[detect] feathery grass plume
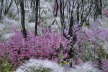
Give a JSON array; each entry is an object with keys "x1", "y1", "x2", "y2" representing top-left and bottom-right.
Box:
[
  {"x1": 16, "y1": 59, "x2": 101, "y2": 72},
  {"x1": 15, "y1": 59, "x2": 63, "y2": 72},
  {"x1": 69, "y1": 62, "x2": 101, "y2": 72}
]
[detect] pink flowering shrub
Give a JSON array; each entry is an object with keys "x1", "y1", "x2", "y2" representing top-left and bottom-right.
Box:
[
  {"x1": 0, "y1": 43, "x2": 6, "y2": 57},
  {"x1": 77, "y1": 28, "x2": 108, "y2": 43},
  {"x1": 101, "y1": 60, "x2": 108, "y2": 72},
  {"x1": 103, "y1": 9, "x2": 108, "y2": 16},
  {"x1": 0, "y1": 26, "x2": 108, "y2": 67},
  {"x1": 3, "y1": 27, "x2": 108, "y2": 65},
  {"x1": 2, "y1": 31, "x2": 68, "y2": 66}
]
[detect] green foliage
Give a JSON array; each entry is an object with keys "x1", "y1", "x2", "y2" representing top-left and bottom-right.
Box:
[
  {"x1": 82, "y1": 39, "x2": 108, "y2": 61},
  {"x1": 81, "y1": 41, "x2": 96, "y2": 61},
  {"x1": 0, "y1": 57, "x2": 13, "y2": 72},
  {"x1": 97, "y1": 46, "x2": 108, "y2": 59}
]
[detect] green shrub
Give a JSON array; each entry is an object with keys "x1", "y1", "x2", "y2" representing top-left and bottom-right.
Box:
[{"x1": 0, "y1": 57, "x2": 13, "y2": 72}]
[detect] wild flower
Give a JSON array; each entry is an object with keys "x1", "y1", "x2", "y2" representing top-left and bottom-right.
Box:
[
  {"x1": 0, "y1": 43, "x2": 5, "y2": 57},
  {"x1": 101, "y1": 60, "x2": 108, "y2": 72},
  {"x1": 3, "y1": 31, "x2": 68, "y2": 65},
  {"x1": 103, "y1": 9, "x2": 108, "y2": 16},
  {"x1": 0, "y1": 26, "x2": 108, "y2": 66}
]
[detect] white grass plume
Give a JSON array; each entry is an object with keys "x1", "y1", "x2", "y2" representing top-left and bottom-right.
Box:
[
  {"x1": 15, "y1": 59, "x2": 63, "y2": 72},
  {"x1": 68, "y1": 62, "x2": 101, "y2": 72},
  {"x1": 16, "y1": 59, "x2": 101, "y2": 72}
]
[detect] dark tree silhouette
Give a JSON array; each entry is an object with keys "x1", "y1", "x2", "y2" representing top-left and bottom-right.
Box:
[
  {"x1": 34, "y1": 0, "x2": 40, "y2": 35},
  {"x1": 31, "y1": 0, "x2": 40, "y2": 35},
  {"x1": 0, "y1": 0, "x2": 4, "y2": 20},
  {"x1": 20, "y1": 0, "x2": 27, "y2": 38}
]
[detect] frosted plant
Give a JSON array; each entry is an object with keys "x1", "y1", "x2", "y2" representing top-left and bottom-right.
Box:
[
  {"x1": 68, "y1": 62, "x2": 101, "y2": 72},
  {"x1": 15, "y1": 59, "x2": 63, "y2": 72},
  {"x1": 16, "y1": 59, "x2": 101, "y2": 72}
]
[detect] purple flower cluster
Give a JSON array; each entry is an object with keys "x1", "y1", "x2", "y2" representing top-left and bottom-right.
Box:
[
  {"x1": 0, "y1": 27, "x2": 108, "y2": 66},
  {"x1": 103, "y1": 9, "x2": 108, "y2": 16},
  {"x1": 2, "y1": 31, "x2": 68, "y2": 65},
  {"x1": 0, "y1": 43, "x2": 6, "y2": 57},
  {"x1": 76, "y1": 28, "x2": 108, "y2": 43}
]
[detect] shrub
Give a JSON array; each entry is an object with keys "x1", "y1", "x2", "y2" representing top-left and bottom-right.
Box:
[
  {"x1": 0, "y1": 57, "x2": 13, "y2": 72},
  {"x1": 3, "y1": 31, "x2": 68, "y2": 66},
  {"x1": 0, "y1": 43, "x2": 6, "y2": 57},
  {"x1": 1, "y1": 27, "x2": 108, "y2": 67}
]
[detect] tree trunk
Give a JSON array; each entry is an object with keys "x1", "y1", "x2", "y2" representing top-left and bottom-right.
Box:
[
  {"x1": 4, "y1": 0, "x2": 13, "y2": 15},
  {"x1": 35, "y1": 0, "x2": 40, "y2": 35},
  {"x1": 20, "y1": 0, "x2": 27, "y2": 38},
  {"x1": 60, "y1": 0, "x2": 65, "y2": 35},
  {"x1": 0, "y1": 0, "x2": 4, "y2": 20}
]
